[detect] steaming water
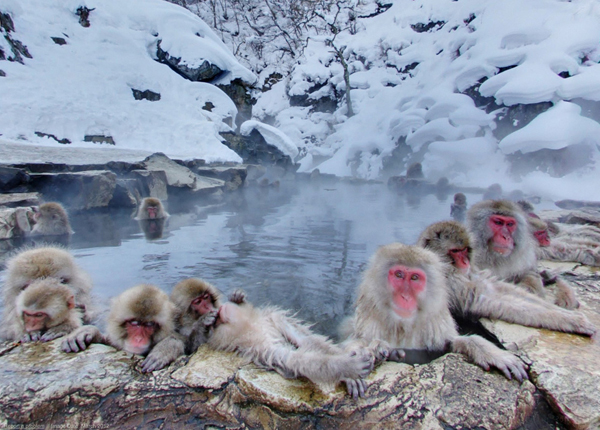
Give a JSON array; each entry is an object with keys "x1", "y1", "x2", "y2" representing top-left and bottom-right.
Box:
[{"x1": 1, "y1": 180, "x2": 476, "y2": 337}]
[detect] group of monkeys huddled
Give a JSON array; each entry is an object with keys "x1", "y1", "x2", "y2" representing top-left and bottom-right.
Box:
[{"x1": 0, "y1": 196, "x2": 598, "y2": 399}]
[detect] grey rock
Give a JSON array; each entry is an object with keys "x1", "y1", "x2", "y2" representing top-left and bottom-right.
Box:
[
  {"x1": 0, "y1": 192, "x2": 40, "y2": 208},
  {"x1": 29, "y1": 170, "x2": 117, "y2": 210}
]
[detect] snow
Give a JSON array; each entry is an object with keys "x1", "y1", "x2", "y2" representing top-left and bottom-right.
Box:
[
  {"x1": 0, "y1": 0, "x2": 256, "y2": 162},
  {"x1": 2, "y1": 0, "x2": 600, "y2": 200}
]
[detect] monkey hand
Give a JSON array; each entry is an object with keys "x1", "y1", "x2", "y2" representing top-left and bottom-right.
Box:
[
  {"x1": 39, "y1": 326, "x2": 71, "y2": 342},
  {"x1": 388, "y1": 348, "x2": 406, "y2": 363},
  {"x1": 345, "y1": 349, "x2": 375, "y2": 380},
  {"x1": 141, "y1": 352, "x2": 171, "y2": 373},
  {"x1": 61, "y1": 325, "x2": 101, "y2": 353},
  {"x1": 554, "y1": 279, "x2": 579, "y2": 310},
  {"x1": 570, "y1": 313, "x2": 597, "y2": 337},
  {"x1": 343, "y1": 378, "x2": 367, "y2": 399},
  {"x1": 228, "y1": 289, "x2": 246, "y2": 304},
  {"x1": 486, "y1": 349, "x2": 529, "y2": 382},
  {"x1": 367, "y1": 339, "x2": 391, "y2": 364},
  {"x1": 21, "y1": 331, "x2": 43, "y2": 343},
  {"x1": 200, "y1": 309, "x2": 218, "y2": 327}
]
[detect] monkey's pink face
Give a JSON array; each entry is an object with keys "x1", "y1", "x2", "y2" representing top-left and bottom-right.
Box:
[
  {"x1": 534, "y1": 229, "x2": 550, "y2": 247},
  {"x1": 124, "y1": 320, "x2": 158, "y2": 355},
  {"x1": 488, "y1": 215, "x2": 516, "y2": 255},
  {"x1": 387, "y1": 265, "x2": 427, "y2": 318},
  {"x1": 147, "y1": 206, "x2": 158, "y2": 219},
  {"x1": 448, "y1": 247, "x2": 470, "y2": 274},
  {"x1": 23, "y1": 311, "x2": 48, "y2": 332},
  {"x1": 191, "y1": 293, "x2": 215, "y2": 316}
]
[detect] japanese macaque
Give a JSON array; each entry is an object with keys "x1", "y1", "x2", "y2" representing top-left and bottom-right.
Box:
[
  {"x1": 482, "y1": 183, "x2": 503, "y2": 200},
  {"x1": 62, "y1": 284, "x2": 184, "y2": 373},
  {"x1": 417, "y1": 221, "x2": 595, "y2": 336},
  {"x1": 139, "y1": 218, "x2": 167, "y2": 240},
  {"x1": 136, "y1": 197, "x2": 169, "y2": 220},
  {"x1": 527, "y1": 216, "x2": 600, "y2": 266},
  {"x1": 170, "y1": 278, "x2": 223, "y2": 354},
  {"x1": 208, "y1": 294, "x2": 373, "y2": 398},
  {"x1": 13, "y1": 278, "x2": 83, "y2": 342},
  {"x1": 30, "y1": 202, "x2": 74, "y2": 236},
  {"x1": 340, "y1": 243, "x2": 528, "y2": 381},
  {"x1": 450, "y1": 193, "x2": 467, "y2": 222},
  {"x1": 406, "y1": 162, "x2": 425, "y2": 179},
  {"x1": 467, "y1": 200, "x2": 579, "y2": 309},
  {"x1": 1, "y1": 246, "x2": 94, "y2": 341}
]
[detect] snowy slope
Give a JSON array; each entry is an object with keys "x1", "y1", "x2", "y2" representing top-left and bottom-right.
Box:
[{"x1": 0, "y1": 0, "x2": 256, "y2": 162}]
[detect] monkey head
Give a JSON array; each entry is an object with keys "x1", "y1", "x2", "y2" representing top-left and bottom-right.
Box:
[
  {"x1": 467, "y1": 200, "x2": 528, "y2": 258},
  {"x1": 417, "y1": 221, "x2": 472, "y2": 275},
  {"x1": 144, "y1": 198, "x2": 162, "y2": 219},
  {"x1": 361, "y1": 243, "x2": 447, "y2": 321},
  {"x1": 527, "y1": 216, "x2": 551, "y2": 247},
  {"x1": 170, "y1": 278, "x2": 221, "y2": 320},
  {"x1": 16, "y1": 278, "x2": 75, "y2": 333},
  {"x1": 5, "y1": 247, "x2": 79, "y2": 291},
  {"x1": 107, "y1": 284, "x2": 174, "y2": 355}
]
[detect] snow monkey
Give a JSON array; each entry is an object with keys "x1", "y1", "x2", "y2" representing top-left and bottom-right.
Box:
[
  {"x1": 1, "y1": 246, "x2": 94, "y2": 341},
  {"x1": 516, "y1": 201, "x2": 600, "y2": 267},
  {"x1": 170, "y1": 278, "x2": 245, "y2": 354},
  {"x1": 208, "y1": 293, "x2": 374, "y2": 399},
  {"x1": 62, "y1": 284, "x2": 184, "y2": 373},
  {"x1": 417, "y1": 221, "x2": 595, "y2": 336},
  {"x1": 13, "y1": 278, "x2": 84, "y2": 342},
  {"x1": 30, "y1": 202, "x2": 74, "y2": 236},
  {"x1": 450, "y1": 192, "x2": 467, "y2": 222},
  {"x1": 136, "y1": 197, "x2": 169, "y2": 220},
  {"x1": 467, "y1": 200, "x2": 578, "y2": 309},
  {"x1": 340, "y1": 243, "x2": 528, "y2": 381}
]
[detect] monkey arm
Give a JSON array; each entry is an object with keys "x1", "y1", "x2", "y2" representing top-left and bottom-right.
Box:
[
  {"x1": 461, "y1": 275, "x2": 593, "y2": 335},
  {"x1": 185, "y1": 310, "x2": 217, "y2": 354},
  {"x1": 141, "y1": 333, "x2": 186, "y2": 373},
  {"x1": 451, "y1": 335, "x2": 528, "y2": 381},
  {"x1": 61, "y1": 325, "x2": 106, "y2": 353},
  {"x1": 539, "y1": 242, "x2": 600, "y2": 267}
]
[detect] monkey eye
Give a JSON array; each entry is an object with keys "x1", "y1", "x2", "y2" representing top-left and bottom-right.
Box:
[
  {"x1": 128, "y1": 320, "x2": 141, "y2": 326},
  {"x1": 494, "y1": 219, "x2": 503, "y2": 226},
  {"x1": 507, "y1": 222, "x2": 515, "y2": 227},
  {"x1": 394, "y1": 270, "x2": 404, "y2": 278},
  {"x1": 142, "y1": 321, "x2": 158, "y2": 329},
  {"x1": 60, "y1": 277, "x2": 70, "y2": 284},
  {"x1": 410, "y1": 274, "x2": 419, "y2": 281}
]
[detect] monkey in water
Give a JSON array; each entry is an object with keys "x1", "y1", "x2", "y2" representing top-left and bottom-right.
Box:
[
  {"x1": 208, "y1": 294, "x2": 373, "y2": 399},
  {"x1": 1, "y1": 246, "x2": 94, "y2": 341},
  {"x1": 340, "y1": 243, "x2": 528, "y2": 381},
  {"x1": 12, "y1": 278, "x2": 84, "y2": 343},
  {"x1": 62, "y1": 284, "x2": 184, "y2": 373},
  {"x1": 30, "y1": 202, "x2": 74, "y2": 236},
  {"x1": 450, "y1": 193, "x2": 467, "y2": 222},
  {"x1": 170, "y1": 278, "x2": 246, "y2": 354},
  {"x1": 136, "y1": 197, "x2": 169, "y2": 220},
  {"x1": 467, "y1": 200, "x2": 578, "y2": 309},
  {"x1": 417, "y1": 221, "x2": 595, "y2": 336}
]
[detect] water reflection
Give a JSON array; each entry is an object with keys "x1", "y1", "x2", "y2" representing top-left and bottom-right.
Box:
[{"x1": 0, "y1": 181, "x2": 479, "y2": 338}]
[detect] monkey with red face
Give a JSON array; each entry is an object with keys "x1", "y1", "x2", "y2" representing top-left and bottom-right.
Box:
[
  {"x1": 136, "y1": 197, "x2": 169, "y2": 220},
  {"x1": 417, "y1": 221, "x2": 595, "y2": 336},
  {"x1": 468, "y1": 200, "x2": 580, "y2": 309},
  {"x1": 341, "y1": 243, "x2": 528, "y2": 381},
  {"x1": 62, "y1": 284, "x2": 184, "y2": 373}
]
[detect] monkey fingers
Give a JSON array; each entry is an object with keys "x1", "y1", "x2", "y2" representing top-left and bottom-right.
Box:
[
  {"x1": 61, "y1": 325, "x2": 101, "y2": 353},
  {"x1": 367, "y1": 339, "x2": 390, "y2": 365},
  {"x1": 201, "y1": 309, "x2": 218, "y2": 327},
  {"x1": 553, "y1": 279, "x2": 579, "y2": 310},
  {"x1": 21, "y1": 331, "x2": 42, "y2": 343},
  {"x1": 40, "y1": 328, "x2": 68, "y2": 342},
  {"x1": 492, "y1": 352, "x2": 529, "y2": 382},
  {"x1": 228, "y1": 289, "x2": 246, "y2": 304},
  {"x1": 344, "y1": 378, "x2": 367, "y2": 399},
  {"x1": 348, "y1": 349, "x2": 375, "y2": 378},
  {"x1": 388, "y1": 348, "x2": 406, "y2": 363},
  {"x1": 140, "y1": 354, "x2": 170, "y2": 373}
]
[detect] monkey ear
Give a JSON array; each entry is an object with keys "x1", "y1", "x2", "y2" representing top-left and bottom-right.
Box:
[{"x1": 67, "y1": 296, "x2": 75, "y2": 309}]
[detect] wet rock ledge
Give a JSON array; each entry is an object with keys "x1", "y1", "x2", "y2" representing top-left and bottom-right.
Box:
[{"x1": 1, "y1": 267, "x2": 599, "y2": 429}]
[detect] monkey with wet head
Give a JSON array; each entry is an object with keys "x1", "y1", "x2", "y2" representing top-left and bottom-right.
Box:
[
  {"x1": 1, "y1": 246, "x2": 94, "y2": 341},
  {"x1": 450, "y1": 193, "x2": 467, "y2": 222},
  {"x1": 340, "y1": 243, "x2": 528, "y2": 381},
  {"x1": 208, "y1": 293, "x2": 373, "y2": 399},
  {"x1": 467, "y1": 200, "x2": 579, "y2": 309},
  {"x1": 62, "y1": 284, "x2": 184, "y2": 373},
  {"x1": 417, "y1": 221, "x2": 595, "y2": 336},
  {"x1": 12, "y1": 278, "x2": 84, "y2": 343},
  {"x1": 30, "y1": 202, "x2": 74, "y2": 236},
  {"x1": 136, "y1": 197, "x2": 169, "y2": 220},
  {"x1": 170, "y1": 278, "x2": 247, "y2": 354}
]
